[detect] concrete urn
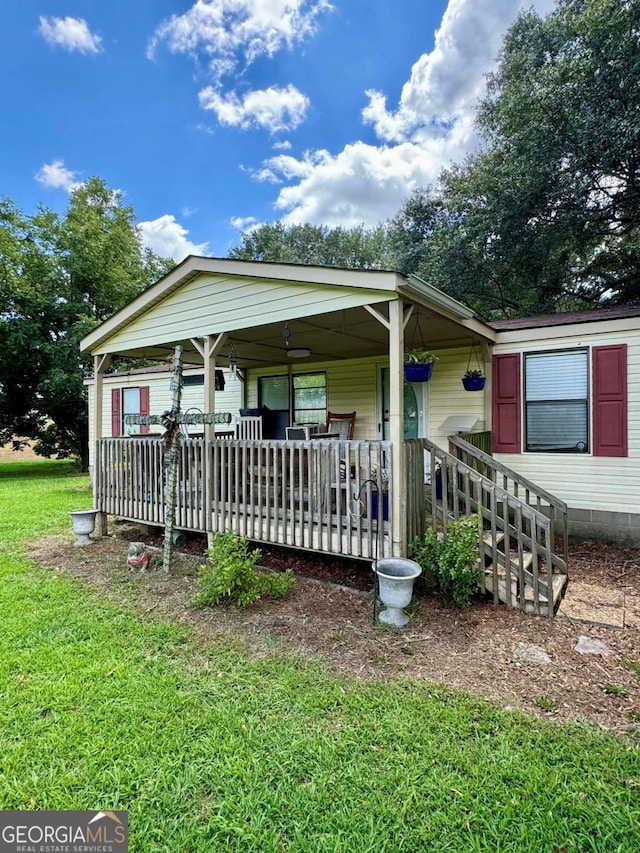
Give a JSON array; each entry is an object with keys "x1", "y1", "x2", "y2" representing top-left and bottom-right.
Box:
[
  {"x1": 69, "y1": 509, "x2": 99, "y2": 546},
  {"x1": 372, "y1": 558, "x2": 422, "y2": 627}
]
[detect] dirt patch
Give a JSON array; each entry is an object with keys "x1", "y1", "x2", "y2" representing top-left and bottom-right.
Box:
[
  {"x1": 0, "y1": 439, "x2": 38, "y2": 461},
  {"x1": 29, "y1": 531, "x2": 640, "y2": 735}
]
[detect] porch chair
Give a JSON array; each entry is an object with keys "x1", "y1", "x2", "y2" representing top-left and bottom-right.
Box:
[
  {"x1": 326, "y1": 411, "x2": 356, "y2": 440},
  {"x1": 234, "y1": 415, "x2": 263, "y2": 440}
]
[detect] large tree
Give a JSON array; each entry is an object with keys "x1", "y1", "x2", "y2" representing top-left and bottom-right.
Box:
[
  {"x1": 0, "y1": 178, "x2": 172, "y2": 468},
  {"x1": 229, "y1": 221, "x2": 394, "y2": 269},
  {"x1": 402, "y1": 0, "x2": 640, "y2": 318}
]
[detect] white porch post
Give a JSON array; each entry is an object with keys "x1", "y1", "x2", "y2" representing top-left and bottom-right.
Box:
[
  {"x1": 93, "y1": 353, "x2": 111, "y2": 535},
  {"x1": 482, "y1": 341, "x2": 493, "y2": 433},
  {"x1": 193, "y1": 334, "x2": 227, "y2": 442},
  {"x1": 193, "y1": 334, "x2": 227, "y2": 549},
  {"x1": 388, "y1": 299, "x2": 406, "y2": 556}
]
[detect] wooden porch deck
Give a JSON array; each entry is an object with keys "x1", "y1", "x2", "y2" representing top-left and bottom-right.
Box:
[
  {"x1": 95, "y1": 437, "x2": 393, "y2": 561},
  {"x1": 95, "y1": 433, "x2": 569, "y2": 616}
]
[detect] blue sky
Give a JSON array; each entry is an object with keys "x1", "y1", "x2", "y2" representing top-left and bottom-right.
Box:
[{"x1": 0, "y1": 0, "x2": 554, "y2": 261}]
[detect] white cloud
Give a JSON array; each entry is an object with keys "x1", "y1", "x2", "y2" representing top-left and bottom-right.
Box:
[
  {"x1": 35, "y1": 160, "x2": 82, "y2": 192},
  {"x1": 273, "y1": 140, "x2": 292, "y2": 151},
  {"x1": 263, "y1": 0, "x2": 557, "y2": 226},
  {"x1": 138, "y1": 215, "x2": 208, "y2": 261},
  {"x1": 38, "y1": 16, "x2": 102, "y2": 55},
  {"x1": 199, "y1": 84, "x2": 309, "y2": 133},
  {"x1": 230, "y1": 215, "x2": 259, "y2": 232},
  {"x1": 148, "y1": 0, "x2": 331, "y2": 78},
  {"x1": 270, "y1": 129, "x2": 475, "y2": 227},
  {"x1": 181, "y1": 206, "x2": 199, "y2": 218}
]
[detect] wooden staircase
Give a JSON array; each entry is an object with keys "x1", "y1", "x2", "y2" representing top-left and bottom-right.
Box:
[
  {"x1": 481, "y1": 531, "x2": 567, "y2": 615},
  {"x1": 406, "y1": 437, "x2": 569, "y2": 617}
]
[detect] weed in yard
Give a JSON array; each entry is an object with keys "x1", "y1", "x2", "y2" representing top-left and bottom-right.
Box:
[
  {"x1": 600, "y1": 683, "x2": 630, "y2": 696},
  {"x1": 622, "y1": 659, "x2": 640, "y2": 676},
  {"x1": 534, "y1": 696, "x2": 558, "y2": 712}
]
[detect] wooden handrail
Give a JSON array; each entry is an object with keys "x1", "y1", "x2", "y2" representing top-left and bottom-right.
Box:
[
  {"x1": 448, "y1": 434, "x2": 567, "y2": 511},
  {"x1": 447, "y1": 434, "x2": 569, "y2": 574},
  {"x1": 407, "y1": 438, "x2": 567, "y2": 616},
  {"x1": 94, "y1": 436, "x2": 393, "y2": 561}
]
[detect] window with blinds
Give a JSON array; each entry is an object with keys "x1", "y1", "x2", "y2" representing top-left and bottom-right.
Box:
[{"x1": 525, "y1": 349, "x2": 589, "y2": 452}]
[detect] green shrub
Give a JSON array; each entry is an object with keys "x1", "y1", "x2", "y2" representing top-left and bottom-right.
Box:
[
  {"x1": 193, "y1": 531, "x2": 295, "y2": 607},
  {"x1": 412, "y1": 513, "x2": 482, "y2": 606}
]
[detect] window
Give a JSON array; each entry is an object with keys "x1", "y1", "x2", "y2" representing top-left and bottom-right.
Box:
[
  {"x1": 258, "y1": 372, "x2": 327, "y2": 436},
  {"x1": 293, "y1": 373, "x2": 326, "y2": 424},
  {"x1": 525, "y1": 349, "x2": 588, "y2": 452},
  {"x1": 111, "y1": 385, "x2": 151, "y2": 437},
  {"x1": 122, "y1": 388, "x2": 143, "y2": 434},
  {"x1": 183, "y1": 374, "x2": 204, "y2": 387}
]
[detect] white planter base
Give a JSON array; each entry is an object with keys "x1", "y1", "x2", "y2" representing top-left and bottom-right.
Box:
[
  {"x1": 373, "y1": 558, "x2": 422, "y2": 627},
  {"x1": 70, "y1": 509, "x2": 99, "y2": 547}
]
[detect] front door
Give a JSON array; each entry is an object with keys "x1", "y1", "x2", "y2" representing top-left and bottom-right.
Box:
[{"x1": 379, "y1": 367, "x2": 428, "y2": 440}]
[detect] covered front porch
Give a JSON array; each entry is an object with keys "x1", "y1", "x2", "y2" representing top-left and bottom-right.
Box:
[{"x1": 82, "y1": 258, "x2": 568, "y2": 615}]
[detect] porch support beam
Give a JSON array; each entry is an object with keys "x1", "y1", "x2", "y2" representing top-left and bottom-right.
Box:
[
  {"x1": 364, "y1": 304, "x2": 390, "y2": 330},
  {"x1": 200, "y1": 333, "x2": 227, "y2": 442},
  {"x1": 93, "y1": 353, "x2": 112, "y2": 535},
  {"x1": 481, "y1": 340, "x2": 493, "y2": 433},
  {"x1": 388, "y1": 299, "x2": 406, "y2": 556},
  {"x1": 403, "y1": 304, "x2": 414, "y2": 330}
]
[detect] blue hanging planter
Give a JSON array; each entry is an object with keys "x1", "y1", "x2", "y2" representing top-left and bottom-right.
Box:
[
  {"x1": 462, "y1": 375, "x2": 486, "y2": 392},
  {"x1": 404, "y1": 362, "x2": 434, "y2": 382}
]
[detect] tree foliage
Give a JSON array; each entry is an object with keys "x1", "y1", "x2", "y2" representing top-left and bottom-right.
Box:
[
  {"x1": 229, "y1": 221, "x2": 394, "y2": 269},
  {"x1": 0, "y1": 178, "x2": 172, "y2": 468},
  {"x1": 410, "y1": 0, "x2": 640, "y2": 317}
]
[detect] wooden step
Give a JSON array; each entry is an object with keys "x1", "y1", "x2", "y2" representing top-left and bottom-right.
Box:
[
  {"x1": 482, "y1": 530, "x2": 505, "y2": 547},
  {"x1": 523, "y1": 574, "x2": 567, "y2": 615},
  {"x1": 483, "y1": 568, "x2": 518, "y2": 606},
  {"x1": 483, "y1": 565, "x2": 567, "y2": 613}
]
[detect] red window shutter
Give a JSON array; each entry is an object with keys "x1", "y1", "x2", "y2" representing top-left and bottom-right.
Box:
[
  {"x1": 593, "y1": 344, "x2": 627, "y2": 457},
  {"x1": 492, "y1": 353, "x2": 521, "y2": 453},
  {"x1": 139, "y1": 386, "x2": 150, "y2": 435},
  {"x1": 111, "y1": 388, "x2": 121, "y2": 437}
]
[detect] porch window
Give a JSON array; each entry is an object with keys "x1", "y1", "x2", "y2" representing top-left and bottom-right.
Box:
[
  {"x1": 258, "y1": 373, "x2": 327, "y2": 436},
  {"x1": 122, "y1": 388, "x2": 144, "y2": 435},
  {"x1": 293, "y1": 372, "x2": 326, "y2": 425},
  {"x1": 525, "y1": 349, "x2": 588, "y2": 452}
]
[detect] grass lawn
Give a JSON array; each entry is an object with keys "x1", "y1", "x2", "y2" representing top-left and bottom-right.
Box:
[{"x1": 0, "y1": 459, "x2": 638, "y2": 852}]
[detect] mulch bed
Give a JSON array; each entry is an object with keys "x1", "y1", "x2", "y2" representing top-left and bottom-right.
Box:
[{"x1": 29, "y1": 527, "x2": 640, "y2": 736}]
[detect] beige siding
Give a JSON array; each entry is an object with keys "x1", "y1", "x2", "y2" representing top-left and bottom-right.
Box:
[
  {"x1": 246, "y1": 348, "x2": 487, "y2": 442},
  {"x1": 494, "y1": 327, "x2": 640, "y2": 514},
  {"x1": 99, "y1": 274, "x2": 394, "y2": 354},
  {"x1": 247, "y1": 358, "x2": 380, "y2": 439},
  {"x1": 87, "y1": 368, "x2": 242, "y2": 468},
  {"x1": 427, "y1": 347, "x2": 486, "y2": 445}
]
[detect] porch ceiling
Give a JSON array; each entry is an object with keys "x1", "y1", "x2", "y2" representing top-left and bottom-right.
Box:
[
  {"x1": 97, "y1": 303, "x2": 490, "y2": 369},
  {"x1": 81, "y1": 257, "x2": 495, "y2": 367}
]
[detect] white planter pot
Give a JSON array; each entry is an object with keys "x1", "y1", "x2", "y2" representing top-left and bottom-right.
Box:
[
  {"x1": 372, "y1": 558, "x2": 422, "y2": 627},
  {"x1": 70, "y1": 509, "x2": 99, "y2": 546}
]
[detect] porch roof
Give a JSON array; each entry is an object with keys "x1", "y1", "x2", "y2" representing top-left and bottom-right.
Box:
[{"x1": 80, "y1": 256, "x2": 495, "y2": 366}]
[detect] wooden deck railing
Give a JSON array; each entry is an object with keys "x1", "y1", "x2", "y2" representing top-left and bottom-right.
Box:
[
  {"x1": 456, "y1": 430, "x2": 493, "y2": 456},
  {"x1": 95, "y1": 437, "x2": 392, "y2": 560},
  {"x1": 405, "y1": 438, "x2": 568, "y2": 616},
  {"x1": 448, "y1": 434, "x2": 569, "y2": 571}
]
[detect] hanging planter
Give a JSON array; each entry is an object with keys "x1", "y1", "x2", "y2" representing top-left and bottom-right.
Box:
[
  {"x1": 462, "y1": 371, "x2": 486, "y2": 392},
  {"x1": 404, "y1": 348, "x2": 437, "y2": 383},
  {"x1": 462, "y1": 343, "x2": 486, "y2": 391}
]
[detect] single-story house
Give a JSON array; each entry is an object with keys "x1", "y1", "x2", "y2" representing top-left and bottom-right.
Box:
[{"x1": 81, "y1": 257, "x2": 640, "y2": 616}]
